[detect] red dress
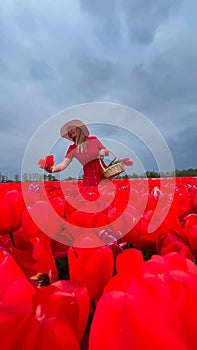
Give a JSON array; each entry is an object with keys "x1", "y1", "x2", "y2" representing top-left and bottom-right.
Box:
[{"x1": 65, "y1": 136, "x2": 107, "y2": 187}]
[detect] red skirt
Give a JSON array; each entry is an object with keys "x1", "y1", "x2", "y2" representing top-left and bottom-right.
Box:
[{"x1": 83, "y1": 159, "x2": 106, "y2": 187}]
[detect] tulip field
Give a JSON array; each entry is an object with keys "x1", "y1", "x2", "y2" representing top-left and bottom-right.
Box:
[{"x1": 0, "y1": 177, "x2": 197, "y2": 350}]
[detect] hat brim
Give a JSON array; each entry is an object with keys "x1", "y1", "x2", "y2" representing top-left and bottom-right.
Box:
[{"x1": 60, "y1": 120, "x2": 89, "y2": 140}]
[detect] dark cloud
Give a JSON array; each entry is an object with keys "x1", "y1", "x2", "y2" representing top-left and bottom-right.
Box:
[
  {"x1": 80, "y1": 0, "x2": 116, "y2": 16},
  {"x1": 142, "y1": 48, "x2": 197, "y2": 102},
  {"x1": 121, "y1": 0, "x2": 182, "y2": 44},
  {"x1": 125, "y1": 46, "x2": 197, "y2": 126},
  {"x1": 75, "y1": 55, "x2": 117, "y2": 97},
  {"x1": 0, "y1": 117, "x2": 19, "y2": 134},
  {"x1": 29, "y1": 60, "x2": 52, "y2": 80},
  {"x1": 169, "y1": 124, "x2": 197, "y2": 168},
  {"x1": 79, "y1": 0, "x2": 121, "y2": 46}
]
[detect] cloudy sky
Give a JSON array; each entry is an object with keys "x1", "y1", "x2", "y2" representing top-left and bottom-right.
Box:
[{"x1": 0, "y1": 0, "x2": 197, "y2": 179}]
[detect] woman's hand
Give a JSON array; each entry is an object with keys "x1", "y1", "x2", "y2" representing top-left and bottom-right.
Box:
[
  {"x1": 38, "y1": 163, "x2": 53, "y2": 173},
  {"x1": 38, "y1": 155, "x2": 71, "y2": 173},
  {"x1": 99, "y1": 149, "x2": 109, "y2": 158},
  {"x1": 45, "y1": 166, "x2": 54, "y2": 173}
]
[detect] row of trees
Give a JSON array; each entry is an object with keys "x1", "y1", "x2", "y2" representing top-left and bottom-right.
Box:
[
  {"x1": 126, "y1": 168, "x2": 197, "y2": 178},
  {"x1": 144, "y1": 168, "x2": 197, "y2": 178},
  {"x1": 0, "y1": 173, "x2": 57, "y2": 183},
  {"x1": 0, "y1": 168, "x2": 196, "y2": 183},
  {"x1": 116, "y1": 168, "x2": 197, "y2": 179}
]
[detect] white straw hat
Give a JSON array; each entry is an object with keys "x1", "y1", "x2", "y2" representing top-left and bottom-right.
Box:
[{"x1": 60, "y1": 119, "x2": 89, "y2": 140}]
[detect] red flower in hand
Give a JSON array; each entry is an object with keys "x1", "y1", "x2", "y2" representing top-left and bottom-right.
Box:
[
  {"x1": 121, "y1": 158, "x2": 133, "y2": 166},
  {"x1": 38, "y1": 155, "x2": 54, "y2": 170},
  {"x1": 38, "y1": 159, "x2": 46, "y2": 168},
  {"x1": 45, "y1": 155, "x2": 54, "y2": 166}
]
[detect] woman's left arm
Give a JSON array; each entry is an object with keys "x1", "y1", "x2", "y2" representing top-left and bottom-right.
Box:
[{"x1": 94, "y1": 137, "x2": 110, "y2": 158}]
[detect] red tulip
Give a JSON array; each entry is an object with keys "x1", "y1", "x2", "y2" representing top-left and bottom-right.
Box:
[
  {"x1": 12, "y1": 281, "x2": 90, "y2": 350},
  {"x1": 89, "y1": 280, "x2": 187, "y2": 350},
  {"x1": 68, "y1": 234, "x2": 114, "y2": 300},
  {"x1": 5, "y1": 189, "x2": 25, "y2": 230},
  {"x1": 162, "y1": 270, "x2": 197, "y2": 350},
  {"x1": 5, "y1": 227, "x2": 58, "y2": 282},
  {"x1": 0, "y1": 248, "x2": 35, "y2": 350},
  {"x1": 0, "y1": 189, "x2": 25, "y2": 235},
  {"x1": 157, "y1": 232, "x2": 194, "y2": 260},
  {"x1": 121, "y1": 158, "x2": 133, "y2": 166},
  {"x1": 182, "y1": 214, "x2": 197, "y2": 254},
  {"x1": 25, "y1": 201, "x2": 63, "y2": 240},
  {"x1": 22, "y1": 207, "x2": 41, "y2": 240},
  {"x1": 23, "y1": 183, "x2": 45, "y2": 207},
  {"x1": 37, "y1": 158, "x2": 45, "y2": 168},
  {"x1": 89, "y1": 249, "x2": 197, "y2": 350},
  {"x1": 194, "y1": 190, "x2": 197, "y2": 211},
  {"x1": 0, "y1": 194, "x2": 12, "y2": 234},
  {"x1": 30, "y1": 233, "x2": 58, "y2": 283},
  {"x1": 38, "y1": 154, "x2": 54, "y2": 169}
]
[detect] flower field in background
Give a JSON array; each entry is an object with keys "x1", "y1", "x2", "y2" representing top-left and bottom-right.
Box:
[{"x1": 0, "y1": 177, "x2": 197, "y2": 350}]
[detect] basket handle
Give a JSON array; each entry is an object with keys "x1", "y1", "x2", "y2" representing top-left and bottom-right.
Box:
[{"x1": 99, "y1": 150, "x2": 117, "y2": 171}]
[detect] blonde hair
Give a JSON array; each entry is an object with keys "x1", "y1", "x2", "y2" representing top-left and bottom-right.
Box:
[{"x1": 75, "y1": 127, "x2": 87, "y2": 153}]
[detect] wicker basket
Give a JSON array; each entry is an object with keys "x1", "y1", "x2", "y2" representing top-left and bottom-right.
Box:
[{"x1": 99, "y1": 151, "x2": 126, "y2": 179}]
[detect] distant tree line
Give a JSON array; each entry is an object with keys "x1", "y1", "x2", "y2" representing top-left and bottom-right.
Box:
[
  {"x1": 116, "y1": 168, "x2": 197, "y2": 179},
  {"x1": 0, "y1": 172, "x2": 57, "y2": 183},
  {"x1": 173, "y1": 168, "x2": 197, "y2": 177},
  {"x1": 0, "y1": 168, "x2": 197, "y2": 183},
  {"x1": 148, "y1": 168, "x2": 197, "y2": 178}
]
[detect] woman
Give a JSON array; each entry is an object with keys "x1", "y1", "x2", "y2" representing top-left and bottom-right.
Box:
[{"x1": 45, "y1": 120, "x2": 109, "y2": 187}]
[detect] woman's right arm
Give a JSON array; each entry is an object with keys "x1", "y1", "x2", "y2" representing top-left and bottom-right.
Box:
[{"x1": 51, "y1": 157, "x2": 72, "y2": 173}]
